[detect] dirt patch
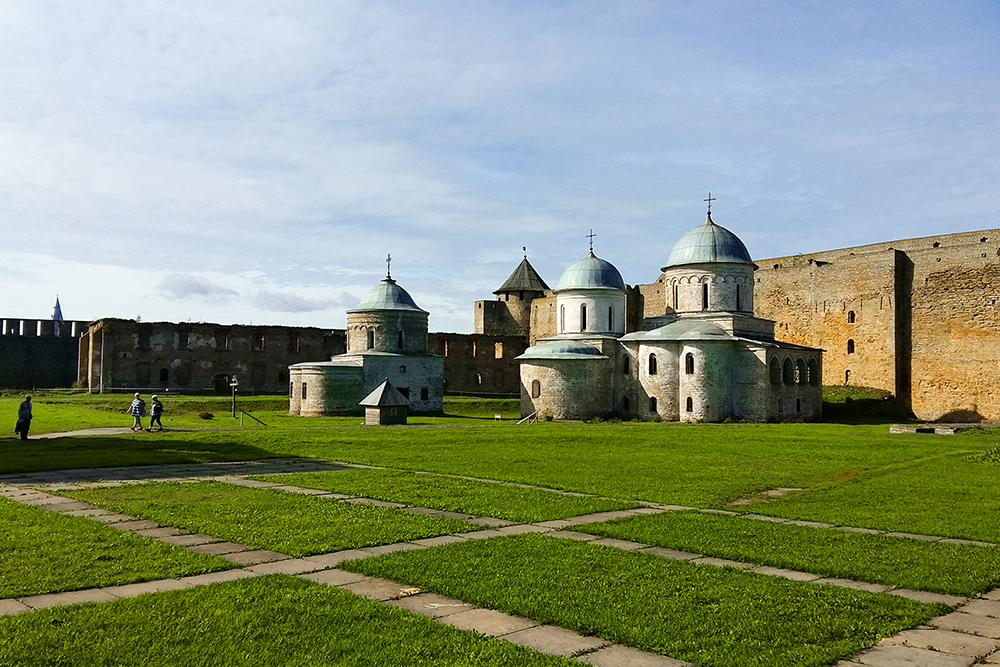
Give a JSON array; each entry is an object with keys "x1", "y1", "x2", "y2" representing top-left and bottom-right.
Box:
[{"x1": 727, "y1": 487, "x2": 805, "y2": 507}]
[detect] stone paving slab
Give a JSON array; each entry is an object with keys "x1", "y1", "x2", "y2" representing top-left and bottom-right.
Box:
[
  {"x1": 940, "y1": 538, "x2": 997, "y2": 548},
  {"x1": 89, "y1": 513, "x2": 136, "y2": 524},
  {"x1": 961, "y1": 598, "x2": 1000, "y2": 617},
  {"x1": 21, "y1": 588, "x2": 119, "y2": 609},
  {"x1": 177, "y1": 569, "x2": 259, "y2": 587},
  {"x1": 881, "y1": 627, "x2": 1000, "y2": 656},
  {"x1": 533, "y1": 519, "x2": 576, "y2": 529},
  {"x1": 884, "y1": 532, "x2": 942, "y2": 542},
  {"x1": 136, "y1": 527, "x2": 185, "y2": 538},
  {"x1": 468, "y1": 516, "x2": 515, "y2": 527},
  {"x1": 62, "y1": 508, "x2": 113, "y2": 517},
  {"x1": 985, "y1": 589, "x2": 1000, "y2": 601},
  {"x1": 402, "y1": 506, "x2": 447, "y2": 516},
  {"x1": 222, "y1": 549, "x2": 289, "y2": 565},
  {"x1": 365, "y1": 542, "x2": 424, "y2": 557},
  {"x1": 301, "y1": 549, "x2": 375, "y2": 567},
  {"x1": 640, "y1": 546, "x2": 699, "y2": 560},
  {"x1": 410, "y1": 535, "x2": 466, "y2": 548},
  {"x1": 340, "y1": 576, "x2": 414, "y2": 601},
  {"x1": 547, "y1": 530, "x2": 599, "y2": 541},
  {"x1": 834, "y1": 526, "x2": 882, "y2": 535},
  {"x1": 302, "y1": 569, "x2": 368, "y2": 587},
  {"x1": 580, "y1": 643, "x2": 691, "y2": 667},
  {"x1": 102, "y1": 579, "x2": 188, "y2": 598},
  {"x1": 272, "y1": 486, "x2": 330, "y2": 495},
  {"x1": 342, "y1": 498, "x2": 408, "y2": 509},
  {"x1": 0, "y1": 599, "x2": 32, "y2": 615},
  {"x1": 457, "y1": 529, "x2": 504, "y2": 540},
  {"x1": 387, "y1": 593, "x2": 475, "y2": 618},
  {"x1": 504, "y1": 624, "x2": 608, "y2": 657},
  {"x1": 783, "y1": 519, "x2": 836, "y2": 529},
  {"x1": 590, "y1": 537, "x2": 647, "y2": 550},
  {"x1": 628, "y1": 507, "x2": 667, "y2": 516},
  {"x1": 110, "y1": 519, "x2": 160, "y2": 531},
  {"x1": 852, "y1": 643, "x2": 976, "y2": 666},
  {"x1": 750, "y1": 565, "x2": 821, "y2": 581},
  {"x1": 932, "y1": 611, "x2": 1000, "y2": 639},
  {"x1": 564, "y1": 510, "x2": 636, "y2": 524},
  {"x1": 188, "y1": 541, "x2": 251, "y2": 555},
  {"x1": 46, "y1": 501, "x2": 96, "y2": 512},
  {"x1": 691, "y1": 556, "x2": 755, "y2": 570},
  {"x1": 742, "y1": 513, "x2": 788, "y2": 523},
  {"x1": 160, "y1": 533, "x2": 219, "y2": 547},
  {"x1": 497, "y1": 524, "x2": 549, "y2": 535},
  {"x1": 888, "y1": 589, "x2": 966, "y2": 606},
  {"x1": 246, "y1": 559, "x2": 322, "y2": 575},
  {"x1": 440, "y1": 607, "x2": 540, "y2": 636},
  {"x1": 813, "y1": 577, "x2": 891, "y2": 594}
]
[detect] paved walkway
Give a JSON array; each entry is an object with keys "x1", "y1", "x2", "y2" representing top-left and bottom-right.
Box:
[{"x1": 1, "y1": 461, "x2": 999, "y2": 666}]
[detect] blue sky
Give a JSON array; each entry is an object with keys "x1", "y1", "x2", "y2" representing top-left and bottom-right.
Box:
[{"x1": 2, "y1": 1, "x2": 998, "y2": 333}]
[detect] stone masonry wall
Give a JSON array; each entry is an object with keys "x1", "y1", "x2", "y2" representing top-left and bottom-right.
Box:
[{"x1": 428, "y1": 332, "x2": 528, "y2": 396}]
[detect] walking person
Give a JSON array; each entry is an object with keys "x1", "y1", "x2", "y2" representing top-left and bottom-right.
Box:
[
  {"x1": 129, "y1": 393, "x2": 146, "y2": 431},
  {"x1": 15, "y1": 395, "x2": 31, "y2": 440},
  {"x1": 149, "y1": 395, "x2": 164, "y2": 431}
]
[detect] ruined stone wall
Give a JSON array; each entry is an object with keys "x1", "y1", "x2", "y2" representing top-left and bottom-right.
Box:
[
  {"x1": 529, "y1": 294, "x2": 558, "y2": 345},
  {"x1": 428, "y1": 332, "x2": 528, "y2": 396},
  {"x1": 0, "y1": 318, "x2": 88, "y2": 389},
  {"x1": 83, "y1": 318, "x2": 345, "y2": 394},
  {"x1": 474, "y1": 297, "x2": 533, "y2": 336}
]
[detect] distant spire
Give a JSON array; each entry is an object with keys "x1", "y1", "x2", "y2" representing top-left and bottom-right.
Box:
[
  {"x1": 587, "y1": 229, "x2": 597, "y2": 253},
  {"x1": 52, "y1": 296, "x2": 63, "y2": 322}
]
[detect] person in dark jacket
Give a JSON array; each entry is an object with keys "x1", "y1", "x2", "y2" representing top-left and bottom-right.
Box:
[
  {"x1": 149, "y1": 395, "x2": 164, "y2": 431},
  {"x1": 15, "y1": 395, "x2": 31, "y2": 440}
]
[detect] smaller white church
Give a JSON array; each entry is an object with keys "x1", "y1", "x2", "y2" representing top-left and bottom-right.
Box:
[
  {"x1": 288, "y1": 265, "x2": 443, "y2": 416},
  {"x1": 516, "y1": 210, "x2": 823, "y2": 422}
]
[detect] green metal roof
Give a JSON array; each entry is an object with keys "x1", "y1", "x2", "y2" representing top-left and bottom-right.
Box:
[
  {"x1": 347, "y1": 278, "x2": 427, "y2": 314},
  {"x1": 620, "y1": 320, "x2": 732, "y2": 342},
  {"x1": 515, "y1": 340, "x2": 608, "y2": 360},
  {"x1": 494, "y1": 257, "x2": 550, "y2": 295},
  {"x1": 555, "y1": 252, "x2": 626, "y2": 291},
  {"x1": 662, "y1": 213, "x2": 755, "y2": 270}
]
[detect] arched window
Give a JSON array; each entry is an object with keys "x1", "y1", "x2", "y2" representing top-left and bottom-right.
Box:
[
  {"x1": 808, "y1": 359, "x2": 820, "y2": 386},
  {"x1": 622, "y1": 357, "x2": 630, "y2": 375},
  {"x1": 608, "y1": 306, "x2": 614, "y2": 331},
  {"x1": 580, "y1": 304, "x2": 587, "y2": 330},
  {"x1": 847, "y1": 339, "x2": 855, "y2": 354},
  {"x1": 398, "y1": 330, "x2": 404, "y2": 349},
  {"x1": 649, "y1": 396, "x2": 657, "y2": 413},
  {"x1": 783, "y1": 358, "x2": 794, "y2": 385},
  {"x1": 622, "y1": 396, "x2": 630, "y2": 412},
  {"x1": 560, "y1": 305, "x2": 565, "y2": 333},
  {"x1": 531, "y1": 379, "x2": 540, "y2": 398},
  {"x1": 769, "y1": 358, "x2": 781, "y2": 385},
  {"x1": 686, "y1": 397, "x2": 693, "y2": 412},
  {"x1": 673, "y1": 284, "x2": 679, "y2": 309},
  {"x1": 702, "y1": 282, "x2": 709, "y2": 310},
  {"x1": 685, "y1": 353, "x2": 695, "y2": 375},
  {"x1": 796, "y1": 358, "x2": 807, "y2": 385},
  {"x1": 399, "y1": 365, "x2": 406, "y2": 374},
  {"x1": 366, "y1": 329, "x2": 374, "y2": 350},
  {"x1": 301, "y1": 382, "x2": 307, "y2": 400},
  {"x1": 847, "y1": 311, "x2": 856, "y2": 323},
  {"x1": 845, "y1": 369, "x2": 851, "y2": 385},
  {"x1": 648, "y1": 354, "x2": 658, "y2": 375}
]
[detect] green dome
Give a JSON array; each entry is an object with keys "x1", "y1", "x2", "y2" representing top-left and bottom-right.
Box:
[
  {"x1": 555, "y1": 252, "x2": 626, "y2": 291},
  {"x1": 662, "y1": 213, "x2": 755, "y2": 270},
  {"x1": 347, "y1": 278, "x2": 427, "y2": 313},
  {"x1": 515, "y1": 340, "x2": 607, "y2": 360}
]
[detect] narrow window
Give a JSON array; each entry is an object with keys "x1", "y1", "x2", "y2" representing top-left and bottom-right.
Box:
[
  {"x1": 301, "y1": 382, "x2": 307, "y2": 400},
  {"x1": 796, "y1": 398, "x2": 801, "y2": 413},
  {"x1": 224, "y1": 333, "x2": 232, "y2": 351},
  {"x1": 808, "y1": 359, "x2": 820, "y2": 386},
  {"x1": 845, "y1": 369, "x2": 851, "y2": 384},
  {"x1": 796, "y1": 359, "x2": 807, "y2": 385},
  {"x1": 398, "y1": 330, "x2": 404, "y2": 349},
  {"x1": 673, "y1": 284, "x2": 678, "y2": 309},
  {"x1": 421, "y1": 387, "x2": 428, "y2": 401},
  {"x1": 252, "y1": 332, "x2": 265, "y2": 351},
  {"x1": 622, "y1": 357, "x2": 629, "y2": 375},
  {"x1": 702, "y1": 282, "x2": 709, "y2": 310},
  {"x1": 623, "y1": 396, "x2": 629, "y2": 412},
  {"x1": 476, "y1": 373, "x2": 482, "y2": 385},
  {"x1": 531, "y1": 379, "x2": 541, "y2": 398},
  {"x1": 495, "y1": 342, "x2": 503, "y2": 359},
  {"x1": 736, "y1": 284, "x2": 741, "y2": 311},
  {"x1": 847, "y1": 311, "x2": 856, "y2": 323},
  {"x1": 770, "y1": 358, "x2": 781, "y2": 385},
  {"x1": 289, "y1": 383, "x2": 293, "y2": 399},
  {"x1": 159, "y1": 368, "x2": 168, "y2": 382},
  {"x1": 783, "y1": 358, "x2": 794, "y2": 385},
  {"x1": 560, "y1": 305, "x2": 565, "y2": 332},
  {"x1": 649, "y1": 396, "x2": 657, "y2": 413},
  {"x1": 648, "y1": 354, "x2": 658, "y2": 375},
  {"x1": 847, "y1": 339, "x2": 855, "y2": 354},
  {"x1": 138, "y1": 330, "x2": 151, "y2": 350},
  {"x1": 519, "y1": 290, "x2": 524, "y2": 301},
  {"x1": 178, "y1": 331, "x2": 189, "y2": 350},
  {"x1": 366, "y1": 329, "x2": 374, "y2": 350},
  {"x1": 443, "y1": 340, "x2": 449, "y2": 356},
  {"x1": 685, "y1": 353, "x2": 694, "y2": 375},
  {"x1": 399, "y1": 365, "x2": 406, "y2": 374},
  {"x1": 686, "y1": 397, "x2": 693, "y2": 412},
  {"x1": 472, "y1": 341, "x2": 478, "y2": 357},
  {"x1": 580, "y1": 304, "x2": 587, "y2": 330}
]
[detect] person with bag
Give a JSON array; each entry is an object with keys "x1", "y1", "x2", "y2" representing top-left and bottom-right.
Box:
[
  {"x1": 149, "y1": 395, "x2": 164, "y2": 432},
  {"x1": 14, "y1": 395, "x2": 31, "y2": 440},
  {"x1": 128, "y1": 393, "x2": 146, "y2": 431}
]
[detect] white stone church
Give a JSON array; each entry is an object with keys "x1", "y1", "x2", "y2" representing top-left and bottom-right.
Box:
[{"x1": 516, "y1": 210, "x2": 823, "y2": 422}]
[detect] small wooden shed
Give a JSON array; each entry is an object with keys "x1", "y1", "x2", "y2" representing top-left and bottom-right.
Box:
[{"x1": 359, "y1": 379, "x2": 410, "y2": 425}]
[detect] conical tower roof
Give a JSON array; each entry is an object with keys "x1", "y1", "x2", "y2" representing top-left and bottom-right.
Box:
[
  {"x1": 661, "y1": 212, "x2": 755, "y2": 271},
  {"x1": 493, "y1": 257, "x2": 550, "y2": 295}
]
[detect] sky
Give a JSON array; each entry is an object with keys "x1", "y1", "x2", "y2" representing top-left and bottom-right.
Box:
[{"x1": 2, "y1": 1, "x2": 998, "y2": 333}]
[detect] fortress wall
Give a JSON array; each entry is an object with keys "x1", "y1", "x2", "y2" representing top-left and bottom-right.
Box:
[{"x1": 428, "y1": 332, "x2": 527, "y2": 396}]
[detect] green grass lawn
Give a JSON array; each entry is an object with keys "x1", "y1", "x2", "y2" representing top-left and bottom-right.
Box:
[
  {"x1": 59, "y1": 481, "x2": 476, "y2": 557},
  {"x1": 574, "y1": 510, "x2": 1000, "y2": 596},
  {"x1": 0, "y1": 575, "x2": 578, "y2": 667},
  {"x1": 252, "y1": 469, "x2": 640, "y2": 522},
  {"x1": 342, "y1": 533, "x2": 945, "y2": 667},
  {"x1": 0, "y1": 497, "x2": 234, "y2": 598}
]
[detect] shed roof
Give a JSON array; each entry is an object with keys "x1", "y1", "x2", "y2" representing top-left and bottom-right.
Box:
[{"x1": 359, "y1": 379, "x2": 410, "y2": 407}]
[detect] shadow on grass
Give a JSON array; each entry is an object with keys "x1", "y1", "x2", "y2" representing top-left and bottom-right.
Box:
[{"x1": 0, "y1": 435, "x2": 282, "y2": 474}]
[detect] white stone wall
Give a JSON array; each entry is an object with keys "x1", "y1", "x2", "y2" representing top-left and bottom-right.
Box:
[
  {"x1": 766, "y1": 349, "x2": 823, "y2": 421},
  {"x1": 362, "y1": 354, "x2": 444, "y2": 414},
  {"x1": 346, "y1": 311, "x2": 428, "y2": 355},
  {"x1": 288, "y1": 363, "x2": 364, "y2": 417},
  {"x1": 555, "y1": 290, "x2": 626, "y2": 335},
  {"x1": 520, "y1": 357, "x2": 615, "y2": 420},
  {"x1": 662, "y1": 264, "x2": 755, "y2": 314},
  {"x1": 632, "y1": 342, "x2": 680, "y2": 420}
]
